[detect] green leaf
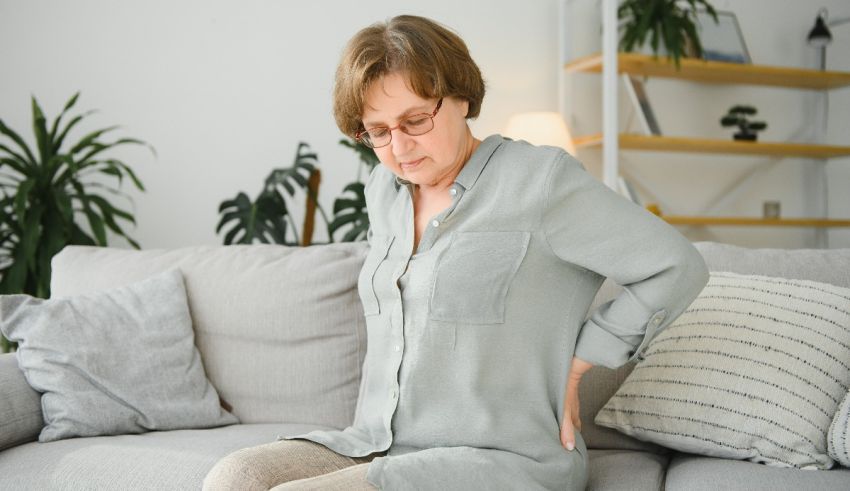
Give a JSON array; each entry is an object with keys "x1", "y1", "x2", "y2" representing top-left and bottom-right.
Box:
[
  {"x1": 70, "y1": 181, "x2": 107, "y2": 245},
  {"x1": 0, "y1": 154, "x2": 29, "y2": 176},
  {"x1": 89, "y1": 193, "x2": 135, "y2": 225},
  {"x1": 31, "y1": 96, "x2": 52, "y2": 163},
  {"x1": 98, "y1": 159, "x2": 145, "y2": 191},
  {"x1": 51, "y1": 111, "x2": 95, "y2": 154},
  {"x1": 216, "y1": 189, "x2": 289, "y2": 245},
  {"x1": 0, "y1": 119, "x2": 37, "y2": 166},
  {"x1": 69, "y1": 126, "x2": 120, "y2": 155},
  {"x1": 21, "y1": 202, "x2": 44, "y2": 271},
  {"x1": 328, "y1": 179, "x2": 368, "y2": 242},
  {"x1": 13, "y1": 179, "x2": 35, "y2": 225},
  {"x1": 77, "y1": 137, "x2": 148, "y2": 164},
  {"x1": 0, "y1": 247, "x2": 29, "y2": 294},
  {"x1": 68, "y1": 222, "x2": 96, "y2": 246},
  {"x1": 341, "y1": 221, "x2": 368, "y2": 242}
]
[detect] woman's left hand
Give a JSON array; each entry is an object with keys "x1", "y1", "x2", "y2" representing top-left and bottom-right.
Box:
[{"x1": 560, "y1": 356, "x2": 594, "y2": 451}]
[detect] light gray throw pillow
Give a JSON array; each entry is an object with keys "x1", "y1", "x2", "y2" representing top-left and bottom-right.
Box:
[
  {"x1": 595, "y1": 271, "x2": 850, "y2": 470},
  {"x1": 829, "y1": 390, "x2": 850, "y2": 467},
  {"x1": 0, "y1": 268, "x2": 238, "y2": 442}
]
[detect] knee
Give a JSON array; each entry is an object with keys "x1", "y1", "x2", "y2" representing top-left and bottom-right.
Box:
[{"x1": 203, "y1": 449, "x2": 269, "y2": 491}]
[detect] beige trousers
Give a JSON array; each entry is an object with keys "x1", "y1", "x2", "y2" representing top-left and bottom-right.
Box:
[{"x1": 203, "y1": 439, "x2": 387, "y2": 490}]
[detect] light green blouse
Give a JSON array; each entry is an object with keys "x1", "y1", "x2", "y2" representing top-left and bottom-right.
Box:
[{"x1": 283, "y1": 134, "x2": 709, "y2": 490}]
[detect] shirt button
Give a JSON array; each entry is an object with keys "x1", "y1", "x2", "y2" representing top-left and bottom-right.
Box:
[
  {"x1": 391, "y1": 389, "x2": 398, "y2": 400},
  {"x1": 431, "y1": 220, "x2": 440, "y2": 227},
  {"x1": 394, "y1": 345, "x2": 401, "y2": 352},
  {"x1": 449, "y1": 188, "x2": 458, "y2": 196}
]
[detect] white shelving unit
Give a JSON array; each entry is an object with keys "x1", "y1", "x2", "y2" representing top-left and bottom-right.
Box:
[{"x1": 558, "y1": 0, "x2": 850, "y2": 246}]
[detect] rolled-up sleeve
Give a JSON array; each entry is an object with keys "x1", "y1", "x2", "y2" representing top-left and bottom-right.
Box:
[{"x1": 542, "y1": 152, "x2": 709, "y2": 369}]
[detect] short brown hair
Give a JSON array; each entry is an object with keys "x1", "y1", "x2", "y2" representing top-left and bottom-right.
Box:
[{"x1": 333, "y1": 15, "x2": 486, "y2": 137}]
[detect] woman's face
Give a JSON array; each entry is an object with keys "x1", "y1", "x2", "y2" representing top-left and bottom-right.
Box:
[{"x1": 361, "y1": 72, "x2": 472, "y2": 190}]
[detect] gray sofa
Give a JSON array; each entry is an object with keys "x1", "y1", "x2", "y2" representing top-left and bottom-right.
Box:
[{"x1": 0, "y1": 240, "x2": 848, "y2": 490}]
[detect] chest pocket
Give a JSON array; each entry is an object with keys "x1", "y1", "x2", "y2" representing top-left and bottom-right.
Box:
[
  {"x1": 358, "y1": 234, "x2": 394, "y2": 316},
  {"x1": 429, "y1": 231, "x2": 531, "y2": 324}
]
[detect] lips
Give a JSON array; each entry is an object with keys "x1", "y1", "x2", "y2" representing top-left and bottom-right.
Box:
[{"x1": 400, "y1": 157, "x2": 424, "y2": 169}]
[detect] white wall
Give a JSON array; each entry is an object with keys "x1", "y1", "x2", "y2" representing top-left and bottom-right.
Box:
[
  {"x1": 0, "y1": 0, "x2": 558, "y2": 248},
  {"x1": 1, "y1": 0, "x2": 848, "y2": 249}
]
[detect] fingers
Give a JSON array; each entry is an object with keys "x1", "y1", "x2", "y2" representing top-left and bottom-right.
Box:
[
  {"x1": 571, "y1": 401, "x2": 582, "y2": 431},
  {"x1": 560, "y1": 410, "x2": 576, "y2": 451}
]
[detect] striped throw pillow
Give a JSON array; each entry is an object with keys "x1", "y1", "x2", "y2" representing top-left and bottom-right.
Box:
[
  {"x1": 595, "y1": 271, "x2": 850, "y2": 469},
  {"x1": 829, "y1": 390, "x2": 850, "y2": 467}
]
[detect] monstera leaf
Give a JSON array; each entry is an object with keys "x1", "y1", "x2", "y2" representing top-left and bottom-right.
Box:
[
  {"x1": 216, "y1": 142, "x2": 319, "y2": 246},
  {"x1": 339, "y1": 137, "x2": 379, "y2": 181},
  {"x1": 265, "y1": 142, "x2": 317, "y2": 198},
  {"x1": 216, "y1": 190, "x2": 290, "y2": 245},
  {"x1": 216, "y1": 139, "x2": 377, "y2": 247},
  {"x1": 329, "y1": 182, "x2": 368, "y2": 242}
]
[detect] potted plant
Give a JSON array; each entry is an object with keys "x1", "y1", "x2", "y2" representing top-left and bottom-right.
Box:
[
  {"x1": 217, "y1": 142, "x2": 321, "y2": 246},
  {"x1": 0, "y1": 93, "x2": 151, "y2": 352},
  {"x1": 720, "y1": 105, "x2": 767, "y2": 141},
  {"x1": 328, "y1": 138, "x2": 379, "y2": 242},
  {"x1": 618, "y1": 0, "x2": 719, "y2": 68},
  {"x1": 216, "y1": 138, "x2": 377, "y2": 245}
]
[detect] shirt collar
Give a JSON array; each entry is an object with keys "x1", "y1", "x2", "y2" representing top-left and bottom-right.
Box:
[{"x1": 393, "y1": 134, "x2": 504, "y2": 192}]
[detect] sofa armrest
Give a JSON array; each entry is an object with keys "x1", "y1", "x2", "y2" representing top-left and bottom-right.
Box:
[{"x1": 0, "y1": 353, "x2": 43, "y2": 450}]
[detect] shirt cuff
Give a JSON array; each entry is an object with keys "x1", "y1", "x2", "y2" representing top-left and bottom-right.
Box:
[{"x1": 573, "y1": 310, "x2": 667, "y2": 369}]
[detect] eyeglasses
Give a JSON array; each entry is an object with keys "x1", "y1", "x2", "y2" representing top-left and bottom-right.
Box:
[{"x1": 356, "y1": 98, "x2": 443, "y2": 149}]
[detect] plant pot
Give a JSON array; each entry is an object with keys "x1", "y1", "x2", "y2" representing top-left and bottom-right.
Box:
[{"x1": 733, "y1": 132, "x2": 758, "y2": 142}]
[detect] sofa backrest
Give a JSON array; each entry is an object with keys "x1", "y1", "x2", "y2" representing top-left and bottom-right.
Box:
[
  {"x1": 579, "y1": 241, "x2": 850, "y2": 451},
  {"x1": 50, "y1": 240, "x2": 850, "y2": 450},
  {"x1": 50, "y1": 242, "x2": 370, "y2": 429}
]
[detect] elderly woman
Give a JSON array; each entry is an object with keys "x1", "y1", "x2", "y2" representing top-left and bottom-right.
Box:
[{"x1": 204, "y1": 14, "x2": 708, "y2": 491}]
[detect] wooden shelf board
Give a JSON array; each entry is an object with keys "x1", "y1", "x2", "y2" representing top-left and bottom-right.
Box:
[
  {"x1": 573, "y1": 134, "x2": 850, "y2": 158},
  {"x1": 657, "y1": 216, "x2": 850, "y2": 228},
  {"x1": 565, "y1": 52, "x2": 850, "y2": 90}
]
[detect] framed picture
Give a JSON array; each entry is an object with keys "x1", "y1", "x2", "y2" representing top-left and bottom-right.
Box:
[
  {"x1": 623, "y1": 75, "x2": 662, "y2": 136},
  {"x1": 695, "y1": 10, "x2": 751, "y2": 64}
]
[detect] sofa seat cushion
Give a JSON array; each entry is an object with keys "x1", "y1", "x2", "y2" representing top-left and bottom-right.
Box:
[
  {"x1": 0, "y1": 423, "x2": 335, "y2": 491},
  {"x1": 586, "y1": 449, "x2": 670, "y2": 491},
  {"x1": 664, "y1": 452, "x2": 850, "y2": 491}
]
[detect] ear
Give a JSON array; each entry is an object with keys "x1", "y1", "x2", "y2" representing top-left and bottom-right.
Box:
[{"x1": 460, "y1": 99, "x2": 470, "y2": 118}]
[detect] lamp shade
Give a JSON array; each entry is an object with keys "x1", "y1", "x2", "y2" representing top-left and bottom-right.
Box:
[
  {"x1": 503, "y1": 112, "x2": 576, "y2": 155},
  {"x1": 807, "y1": 12, "x2": 833, "y2": 47}
]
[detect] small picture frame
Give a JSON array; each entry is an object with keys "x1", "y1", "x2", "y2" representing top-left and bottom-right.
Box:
[
  {"x1": 695, "y1": 10, "x2": 751, "y2": 64},
  {"x1": 623, "y1": 75, "x2": 662, "y2": 136}
]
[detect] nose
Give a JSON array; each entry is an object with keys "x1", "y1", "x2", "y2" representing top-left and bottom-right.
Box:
[{"x1": 390, "y1": 127, "x2": 415, "y2": 156}]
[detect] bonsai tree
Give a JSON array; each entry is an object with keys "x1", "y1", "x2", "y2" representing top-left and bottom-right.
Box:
[
  {"x1": 618, "y1": 0, "x2": 719, "y2": 68},
  {"x1": 721, "y1": 105, "x2": 768, "y2": 141},
  {"x1": 0, "y1": 93, "x2": 151, "y2": 352}
]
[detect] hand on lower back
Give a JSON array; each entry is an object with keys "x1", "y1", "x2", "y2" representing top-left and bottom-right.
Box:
[{"x1": 560, "y1": 356, "x2": 593, "y2": 451}]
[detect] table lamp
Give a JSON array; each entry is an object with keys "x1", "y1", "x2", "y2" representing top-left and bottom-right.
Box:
[{"x1": 503, "y1": 112, "x2": 577, "y2": 155}]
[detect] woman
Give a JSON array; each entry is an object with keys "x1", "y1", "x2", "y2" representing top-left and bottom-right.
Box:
[{"x1": 204, "y1": 14, "x2": 708, "y2": 491}]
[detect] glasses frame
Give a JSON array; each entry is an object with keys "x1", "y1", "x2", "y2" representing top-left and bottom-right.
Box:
[{"x1": 356, "y1": 98, "x2": 444, "y2": 149}]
